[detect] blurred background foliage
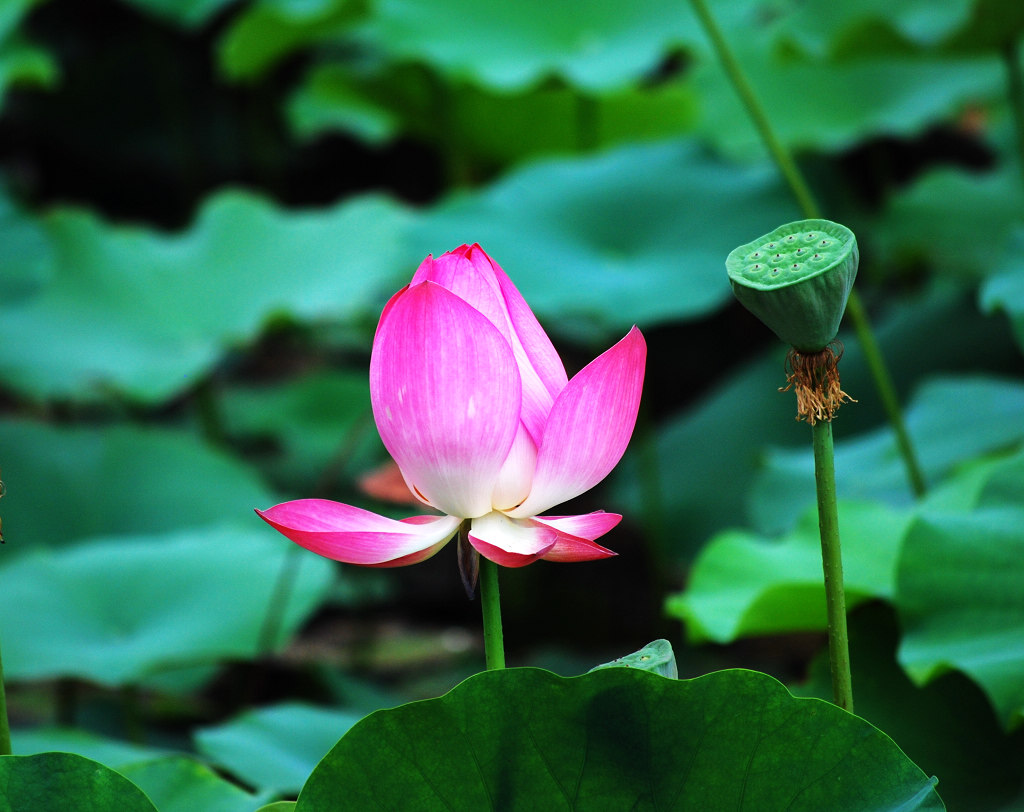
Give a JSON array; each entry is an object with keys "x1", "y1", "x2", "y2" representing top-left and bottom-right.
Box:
[{"x1": 1, "y1": 0, "x2": 1024, "y2": 807}]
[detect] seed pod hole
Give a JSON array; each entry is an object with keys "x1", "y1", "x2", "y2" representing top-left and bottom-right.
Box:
[{"x1": 725, "y1": 217, "x2": 859, "y2": 351}]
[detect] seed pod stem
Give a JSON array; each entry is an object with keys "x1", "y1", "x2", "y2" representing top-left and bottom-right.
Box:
[{"x1": 813, "y1": 419, "x2": 854, "y2": 713}]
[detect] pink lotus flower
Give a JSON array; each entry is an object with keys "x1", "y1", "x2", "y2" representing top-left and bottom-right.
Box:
[{"x1": 257, "y1": 244, "x2": 646, "y2": 568}]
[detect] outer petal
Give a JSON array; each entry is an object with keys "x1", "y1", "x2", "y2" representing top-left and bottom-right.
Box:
[
  {"x1": 490, "y1": 250, "x2": 568, "y2": 403},
  {"x1": 370, "y1": 281, "x2": 522, "y2": 519},
  {"x1": 508, "y1": 326, "x2": 646, "y2": 518},
  {"x1": 256, "y1": 499, "x2": 460, "y2": 566},
  {"x1": 532, "y1": 512, "x2": 620, "y2": 562},
  {"x1": 468, "y1": 511, "x2": 556, "y2": 568},
  {"x1": 416, "y1": 245, "x2": 568, "y2": 446}
]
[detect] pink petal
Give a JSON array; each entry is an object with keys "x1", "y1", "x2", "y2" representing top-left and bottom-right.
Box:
[
  {"x1": 411, "y1": 246, "x2": 508, "y2": 344},
  {"x1": 415, "y1": 245, "x2": 568, "y2": 446},
  {"x1": 370, "y1": 281, "x2": 522, "y2": 519},
  {"x1": 533, "y1": 512, "x2": 621, "y2": 562},
  {"x1": 490, "y1": 249, "x2": 568, "y2": 403},
  {"x1": 468, "y1": 511, "x2": 556, "y2": 568},
  {"x1": 490, "y1": 424, "x2": 537, "y2": 512},
  {"x1": 256, "y1": 499, "x2": 460, "y2": 566},
  {"x1": 508, "y1": 327, "x2": 646, "y2": 518}
]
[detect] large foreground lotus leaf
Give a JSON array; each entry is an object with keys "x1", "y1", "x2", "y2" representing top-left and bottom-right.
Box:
[
  {"x1": 695, "y1": 48, "x2": 1003, "y2": 160},
  {"x1": 0, "y1": 419, "x2": 273, "y2": 556},
  {"x1": 412, "y1": 139, "x2": 798, "y2": 334},
  {"x1": 0, "y1": 752, "x2": 156, "y2": 812},
  {"x1": 667, "y1": 500, "x2": 910, "y2": 643},
  {"x1": 748, "y1": 375, "x2": 1024, "y2": 534},
  {"x1": 296, "y1": 667, "x2": 942, "y2": 810},
  {"x1": 897, "y1": 503, "x2": 1024, "y2": 728},
  {"x1": 0, "y1": 524, "x2": 333, "y2": 685},
  {"x1": 195, "y1": 703, "x2": 363, "y2": 796},
  {"x1": 798, "y1": 603, "x2": 1024, "y2": 812},
  {"x1": 0, "y1": 191, "x2": 411, "y2": 402}
]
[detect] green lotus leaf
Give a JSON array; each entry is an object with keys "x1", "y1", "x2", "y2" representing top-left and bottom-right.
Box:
[
  {"x1": 0, "y1": 752, "x2": 157, "y2": 811},
  {"x1": 295, "y1": 667, "x2": 943, "y2": 810}
]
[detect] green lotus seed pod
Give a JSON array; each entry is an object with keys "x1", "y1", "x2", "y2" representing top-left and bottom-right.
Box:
[{"x1": 726, "y1": 218, "x2": 858, "y2": 352}]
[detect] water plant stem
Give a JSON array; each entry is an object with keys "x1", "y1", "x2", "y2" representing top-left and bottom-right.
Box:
[
  {"x1": 688, "y1": 0, "x2": 927, "y2": 497},
  {"x1": 256, "y1": 542, "x2": 303, "y2": 655},
  {"x1": 812, "y1": 419, "x2": 854, "y2": 713},
  {"x1": 0, "y1": 641, "x2": 11, "y2": 754},
  {"x1": 478, "y1": 557, "x2": 506, "y2": 670},
  {"x1": 1004, "y1": 39, "x2": 1024, "y2": 184}
]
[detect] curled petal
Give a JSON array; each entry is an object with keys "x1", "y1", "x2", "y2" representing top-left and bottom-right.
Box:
[
  {"x1": 533, "y1": 512, "x2": 620, "y2": 562},
  {"x1": 370, "y1": 282, "x2": 522, "y2": 519},
  {"x1": 468, "y1": 511, "x2": 556, "y2": 568},
  {"x1": 509, "y1": 326, "x2": 646, "y2": 518},
  {"x1": 256, "y1": 499, "x2": 460, "y2": 566}
]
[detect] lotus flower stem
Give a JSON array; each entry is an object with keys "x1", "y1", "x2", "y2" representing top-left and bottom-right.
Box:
[
  {"x1": 812, "y1": 419, "x2": 853, "y2": 713},
  {"x1": 478, "y1": 556, "x2": 506, "y2": 670},
  {"x1": 0, "y1": 640, "x2": 11, "y2": 754},
  {"x1": 688, "y1": 0, "x2": 926, "y2": 498}
]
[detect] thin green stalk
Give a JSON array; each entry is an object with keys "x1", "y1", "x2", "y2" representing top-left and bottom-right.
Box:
[
  {"x1": 688, "y1": 0, "x2": 927, "y2": 497},
  {"x1": 0, "y1": 640, "x2": 11, "y2": 755},
  {"x1": 812, "y1": 419, "x2": 854, "y2": 713},
  {"x1": 1003, "y1": 39, "x2": 1024, "y2": 184},
  {"x1": 256, "y1": 543, "x2": 303, "y2": 655},
  {"x1": 478, "y1": 557, "x2": 506, "y2": 670}
]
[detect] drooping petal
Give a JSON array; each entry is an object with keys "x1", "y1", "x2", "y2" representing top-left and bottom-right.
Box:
[
  {"x1": 256, "y1": 499, "x2": 460, "y2": 566},
  {"x1": 508, "y1": 326, "x2": 646, "y2": 518},
  {"x1": 370, "y1": 281, "x2": 522, "y2": 519},
  {"x1": 532, "y1": 512, "x2": 621, "y2": 562},
  {"x1": 468, "y1": 510, "x2": 557, "y2": 567}
]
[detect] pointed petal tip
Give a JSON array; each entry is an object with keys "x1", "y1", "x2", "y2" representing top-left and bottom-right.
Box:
[{"x1": 256, "y1": 498, "x2": 460, "y2": 566}]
